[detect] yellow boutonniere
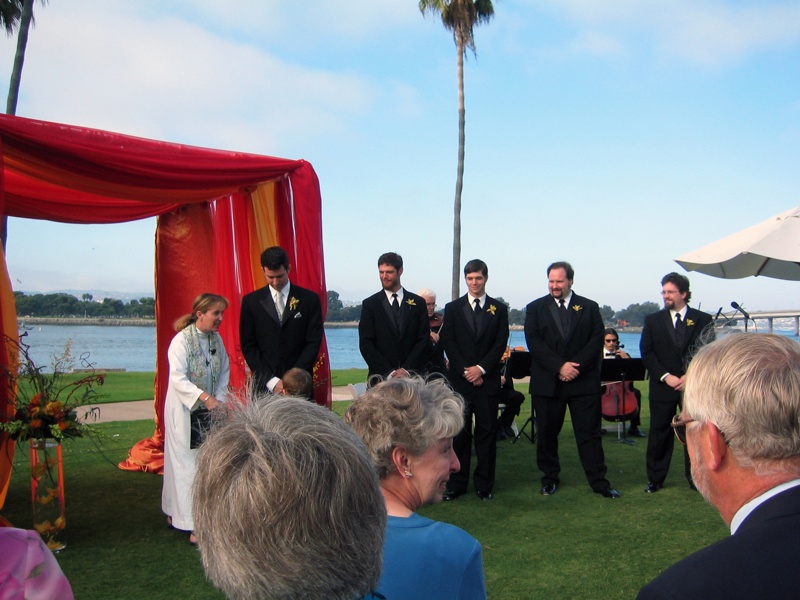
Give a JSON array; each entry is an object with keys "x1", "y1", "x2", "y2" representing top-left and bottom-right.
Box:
[
  {"x1": 685, "y1": 319, "x2": 695, "y2": 327},
  {"x1": 405, "y1": 298, "x2": 416, "y2": 307},
  {"x1": 289, "y1": 297, "x2": 300, "y2": 311},
  {"x1": 486, "y1": 304, "x2": 497, "y2": 315},
  {"x1": 572, "y1": 305, "x2": 582, "y2": 312}
]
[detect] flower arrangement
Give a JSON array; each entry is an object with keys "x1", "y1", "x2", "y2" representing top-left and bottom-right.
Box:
[{"x1": 1, "y1": 334, "x2": 105, "y2": 442}]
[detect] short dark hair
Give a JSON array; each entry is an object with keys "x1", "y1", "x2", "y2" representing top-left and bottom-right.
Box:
[
  {"x1": 282, "y1": 368, "x2": 313, "y2": 400},
  {"x1": 661, "y1": 272, "x2": 691, "y2": 303},
  {"x1": 464, "y1": 259, "x2": 488, "y2": 278},
  {"x1": 261, "y1": 246, "x2": 290, "y2": 271},
  {"x1": 604, "y1": 327, "x2": 619, "y2": 340},
  {"x1": 378, "y1": 252, "x2": 403, "y2": 270},
  {"x1": 547, "y1": 261, "x2": 574, "y2": 280}
]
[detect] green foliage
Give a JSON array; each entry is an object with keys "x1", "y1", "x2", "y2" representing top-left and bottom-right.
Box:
[
  {"x1": 14, "y1": 292, "x2": 155, "y2": 318},
  {"x1": 600, "y1": 304, "x2": 615, "y2": 323},
  {"x1": 615, "y1": 301, "x2": 661, "y2": 327}
]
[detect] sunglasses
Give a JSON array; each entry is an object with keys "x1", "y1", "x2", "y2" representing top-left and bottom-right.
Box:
[{"x1": 671, "y1": 414, "x2": 696, "y2": 445}]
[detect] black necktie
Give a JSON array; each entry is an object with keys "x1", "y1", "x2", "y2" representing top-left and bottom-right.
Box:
[
  {"x1": 675, "y1": 312, "x2": 685, "y2": 343},
  {"x1": 559, "y1": 299, "x2": 569, "y2": 336},
  {"x1": 473, "y1": 298, "x2": 481, "y2": 329},
  {"x1": 391, "y1": 293, "x2": 400, "y2": 326}
]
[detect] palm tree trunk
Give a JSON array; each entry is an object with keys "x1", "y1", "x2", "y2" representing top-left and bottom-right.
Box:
[
  {"x1": 451, "y1": 36, "x2": 466, "y2": 301},
  {"x1": 1, "y1": 0, "x2": 33, "y2": 251}
]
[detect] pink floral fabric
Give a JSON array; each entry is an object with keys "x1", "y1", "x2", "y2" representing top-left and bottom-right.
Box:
[{"x1": 0, "y1": 528, "x2": 74, "y2": 600}]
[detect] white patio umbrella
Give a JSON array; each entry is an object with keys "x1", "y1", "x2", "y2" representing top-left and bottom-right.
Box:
[{"x1": 675, "y1": 206, "x2": 800, "y2": 280}]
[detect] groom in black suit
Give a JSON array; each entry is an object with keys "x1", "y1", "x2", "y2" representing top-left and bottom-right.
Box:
[
  {"x1": 240, "y1": 246, "x2": 323, "y2": 394},
  {"x1": 440, "y1": 259, "x2": 508, "y2": 500},
  {"x1": 525, "y1": 261, "x2": 619, "y2": 498},
  {"x1": 358, "y1": 252, "x2": 428, "y2": 381},
  {"x1": 638, "y1": 334, "x2": 800, "y2": 598},
  {"x1": 640, "y1": 272, "x2": 713, "y2": 493}
]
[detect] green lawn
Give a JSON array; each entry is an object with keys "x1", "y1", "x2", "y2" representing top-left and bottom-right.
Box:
[{"x1": 0, "y1": 380, "x2": 728, "y2": 599}]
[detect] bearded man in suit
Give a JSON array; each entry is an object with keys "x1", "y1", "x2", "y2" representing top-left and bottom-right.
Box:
[
  {"x1": 640, "y1": 272, "x2": 713, "y2": 493},
  {"x1": 358, "y1": 252, "x2": 429, "y2": 382},
  {"x1": 638, "y1": 334, "x2": 800, "y2": 599},
  {"x1": 240, "y1": 246, "x2": 323, "y2": 394},
  {"x1": 525, "y1": 261, "x2": 619, "y2": 498},
  {"x1": 440, "y1": 259, "x2": 508, "y2": 501}
]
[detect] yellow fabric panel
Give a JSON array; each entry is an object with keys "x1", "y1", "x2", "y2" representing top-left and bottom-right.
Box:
[{"x1": 0, "y1": 246, "x2": 18, "y2": 509}]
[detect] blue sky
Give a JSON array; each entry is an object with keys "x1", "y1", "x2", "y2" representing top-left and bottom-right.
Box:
[{"x1": 2, "y1": 0, "x2": 799, "y2": 314}]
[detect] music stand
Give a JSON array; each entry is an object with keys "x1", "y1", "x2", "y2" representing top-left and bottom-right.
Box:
[
  {"x1": 600, "y1": 358, "x2": 646, "y2": 446},
  {"x1": 504, "y1": 351, "x2": 536, "y2": 444}
]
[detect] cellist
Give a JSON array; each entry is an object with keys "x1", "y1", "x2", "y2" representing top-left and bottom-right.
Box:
[
  {"x1": 602, "y1": 328, "x2": 645, "y2": 437},
  {"x1": 418, "y1": 288, "x2": 447, "y2": 377}
]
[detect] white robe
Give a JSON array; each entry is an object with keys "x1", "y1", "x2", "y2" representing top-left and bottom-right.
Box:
[{"x1": 161, "y1": 328, "x2": 229, "y2": 531}]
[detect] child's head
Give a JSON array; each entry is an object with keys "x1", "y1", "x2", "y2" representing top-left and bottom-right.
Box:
[{"x1": 282, "y1": 368, "x2": 313, "y2": 400}]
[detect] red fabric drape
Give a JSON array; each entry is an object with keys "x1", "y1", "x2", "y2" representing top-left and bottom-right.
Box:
[{"x1": 0, "y1": 114, "x2": 329, "y2": 486}]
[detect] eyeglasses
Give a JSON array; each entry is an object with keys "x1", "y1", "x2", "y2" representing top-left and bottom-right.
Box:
[
  {"x1": 604, "y1": 338, "x2": 618, "y2": 344},
  {"x1": 671, "y1": 414, "x2": 696, "y2": 445}
]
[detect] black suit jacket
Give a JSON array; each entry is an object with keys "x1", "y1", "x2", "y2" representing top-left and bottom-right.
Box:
[
  {"x1": 440, "y1": 295, "x2": 509, "y2": 396},
  {"x1": 358, "y1": 289, "x2": 429, "y2": 378},
  {"x1": 239, "y1": 284, "x2": 323, "y2": 387},
  {"x1": 524, "y1": 293, "x2": 604, "y2": 398},
  {"x1": 640, "y1": 307, "x2": 713, "y2": 403},
  {"x1": 638, "y1": 485, "x2": 800, "y2": 599}
]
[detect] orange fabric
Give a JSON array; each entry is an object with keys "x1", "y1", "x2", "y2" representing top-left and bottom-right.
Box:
[
  {"x1": 0, "y1": 246, "x2": 18, "y2": 509},
  {"x1": 0, "y1": 114, "x2": 330, "y2": 477},
  {"x1": 118, "y1": 204, "x2": 214, "y2": 472}
]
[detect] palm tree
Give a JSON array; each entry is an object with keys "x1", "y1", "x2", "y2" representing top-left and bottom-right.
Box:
[
  {"x1": 2, "y1": 0, "x2": 46, "y2": 251},
  {"x1": 419, "y1": 0, "x2": 494, "y2": 301}
]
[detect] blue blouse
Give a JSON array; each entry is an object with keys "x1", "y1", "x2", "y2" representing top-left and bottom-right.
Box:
[{"x1": 377, "y1": 513, "x2": 486, "y2": 600}]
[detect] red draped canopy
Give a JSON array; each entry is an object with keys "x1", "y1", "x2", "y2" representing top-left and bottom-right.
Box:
[{"x1": 0, "y1": 114, "x2": 330, "y2": 506}]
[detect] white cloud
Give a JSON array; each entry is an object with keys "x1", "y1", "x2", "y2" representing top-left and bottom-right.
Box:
[{"x1": 531, "y1": 0, "x2": 800, "y2": 66}]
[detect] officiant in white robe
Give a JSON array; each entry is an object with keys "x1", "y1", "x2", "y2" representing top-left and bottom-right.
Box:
[{"x1": 162, "y1": 294, "x2": 230, "y2": 542}]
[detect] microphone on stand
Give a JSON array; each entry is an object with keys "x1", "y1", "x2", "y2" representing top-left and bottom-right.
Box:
[
  {"x1": 731, "y1": 301, "x2": 750, "y2": 321},
  {"x1": 714, "y1": 307, "x2": 723, "y2": 322}
]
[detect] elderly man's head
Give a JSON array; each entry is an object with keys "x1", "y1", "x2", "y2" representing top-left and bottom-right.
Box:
[
  {"x1": 193, "y1": 395, "x2": 386, "y2": 600},
  {"x1": 682, "y1": 334, "x2": 800, "y2": 513}
]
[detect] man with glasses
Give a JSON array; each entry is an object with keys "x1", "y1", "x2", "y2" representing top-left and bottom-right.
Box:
[
  {"x1": 602, "y1": 328, "x2": 645, "y2": 437},
  {"x1": 640, "y1": 273, "x2": 713, "y2": 493},
  {"x1": 638, "y1": 333, "x2": 800, "y2": 598}
]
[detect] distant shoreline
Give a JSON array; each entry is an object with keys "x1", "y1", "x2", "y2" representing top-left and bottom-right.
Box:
[{"x1": 18, "y1": 317, "x2": 643, "y2": 333}]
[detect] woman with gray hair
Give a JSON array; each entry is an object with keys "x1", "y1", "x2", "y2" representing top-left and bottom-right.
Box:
[
  {"x1": 193, "y1": 394, "x2": 386, "y2": 600},
  {"x1": 345, "y1": 377, "x2": 487, "y2": 600}
]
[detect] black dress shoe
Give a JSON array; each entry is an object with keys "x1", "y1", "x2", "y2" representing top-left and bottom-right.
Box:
[
  {"x1": 595, "y1": 487, "x2": 621, "y2": 499},
  {"x1": 476, "y1": 490, "x2": 493, "y2": 501},
  {"x1": 540, "y1": 483, "x2": 558, "y2": 496},
  {"x1": 628, "y1": 427, "x2": 646, "y2": 437},
  {"x1": 504, "y1": 426, "x2": 516, "y2": 438},
  {"x1": 644, "y1": 482, "x2": 663, "y2": 494},
  {"x1": 443, "y1": 490, "x2": 464, "y2": 501}
]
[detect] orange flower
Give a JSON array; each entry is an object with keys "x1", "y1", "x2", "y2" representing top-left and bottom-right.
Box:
[
  {"x1": 30, "y1": 419, "x2": 43, "y2": 429},
  {"x1": 43, "y1": 401, "x2": 63, "y2": 416},
  {"x1": 30, "y1": 394, "x2": 41, "y2": 406},
  {"x1": 58, "y1": 421, "x2": 69, "y2": 431}
]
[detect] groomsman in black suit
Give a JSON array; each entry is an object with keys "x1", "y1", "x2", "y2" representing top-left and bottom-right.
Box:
[
  {"x1": 640, "y1": 272, "x2": 713, "y2": 493},
  {"x1": 441, "y1": 259, "x2": 508, "y2": 501},
  {"x1": 525, "y1": 261, "x2": 619, "y2": 498},
  {"x1": 358, "y1": 252, "x2": 429, "y2": 381},
  {"x1": 240, "y1": 246, "x2": 323, "y2": 393},
  {"x1": 638, "y1": 334, "x2": 800, "y2": 598}
]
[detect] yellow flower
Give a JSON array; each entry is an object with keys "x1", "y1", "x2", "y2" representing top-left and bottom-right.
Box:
[
  {"x1": 34, "y1": 520, "x2": 54, "y2": 535},
  {"x1": 487, "y1": 304, "x2": 497, "y2": 315},
  {"x1": 572, "y1": 305, "x2": 583, "y2": 312},
  {"x1": 289, "y1": 297, "x2": 300, "y2": 311},
  {"x1": 54, "y1": 516, "x2": 66, "y2": 530},
  {"x1": 405, "y1": 298, "x2": 416, "y2": 306},
  {"x1": 686, "y1": 319, "x2": 695, "y2": 327},
  {"x1": 43, "y1": 401, "x2": 63, "y2": 416},
  {"x1": 46, "y1": 539, "x2": 64, "y2": 551}
]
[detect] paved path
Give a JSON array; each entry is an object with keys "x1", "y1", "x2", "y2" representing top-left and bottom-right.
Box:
[{"x1": 79, "y1": 386, "x2": 354, "y2": 423}]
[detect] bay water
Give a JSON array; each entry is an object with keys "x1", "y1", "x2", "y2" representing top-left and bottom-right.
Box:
[{"x1": 16, "y1": 324, "x2": 796, "y2": 373}]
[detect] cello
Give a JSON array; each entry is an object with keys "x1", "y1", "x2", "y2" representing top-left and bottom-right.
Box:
[{"x1": 601, "y1": 381, "x2": 639, "y2": 422}]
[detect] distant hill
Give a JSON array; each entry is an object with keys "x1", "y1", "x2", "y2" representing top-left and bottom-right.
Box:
[{"x1": 18, "y1": 289, "x2": 153, "y2": 302}]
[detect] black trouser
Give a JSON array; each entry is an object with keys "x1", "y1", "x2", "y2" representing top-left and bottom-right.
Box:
[
  {"x1": 533, "y1": 389, "x2": 610, "y2": 491},
  {"x1": 449, "y1": 388, "x2": 499, "y2": 494}
]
